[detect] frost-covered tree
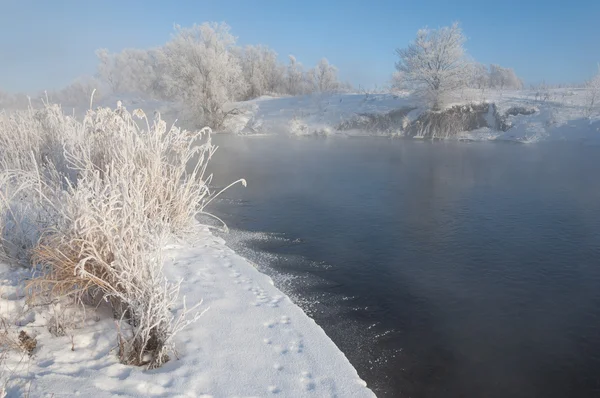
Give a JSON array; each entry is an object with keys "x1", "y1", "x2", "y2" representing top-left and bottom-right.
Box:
[
  {"x1": 313, "y1": 58, "x2": 339, "y2": 92},
  {"x1": 585, "y1": 66, "x2": 600, "y2": 117},
  {"x1": 395, "y1": 22, "x2": 469, "y2": 109},
  {"x1": 96, "y1": 48, "x2": 159, "y2": 95},
  {"x1": 286, "y1": 55, "x2": 305, "y2": 96},
  {"x1": 240, "y1": 45, "x2": 282, "y2": 99},
  {"x1": 468, "y1": 63, "x2": 490, "y2": 89},
  {"x1": 161, "y1": 23, "x2": 246, "y2": 128},
  {"x1": 94, "y1": 22, "x2": 345, "y2": 110},
  {"x1": 45, "y1": 76, "x2": 104, "y2": 107},
  {"x1": 489, "y1": 64, "x2": 523, "y2": 90}
]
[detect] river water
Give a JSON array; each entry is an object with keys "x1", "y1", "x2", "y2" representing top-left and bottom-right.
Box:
[{"x1": 207, "y1": 135, "x2": 600, "y2": 398}]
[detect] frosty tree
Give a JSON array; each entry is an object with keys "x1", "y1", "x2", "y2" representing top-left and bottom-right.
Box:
[
  {"x1": 395, "y1": 22, "x2": 469, "y2": 109},
  {"x1": 469, "y1": 63, "x2": 490, "y2": 90},
  {"x1": 96, "y1": 48, "x2": 160, "y2": 95},
  {"x1": 286, "y1": 55, "x2": 305, "y2": 96},
  {"x1": 162, "y1": 22, "x2": 246, "y2": 128},
  {"x1": 585, "y1": 65, "x2": 600, "y2": 117},
  {"x1": 313, "y1": 58, "x2": 339, "y2": 92},
  {"x1": 489, "y1": 64, "x2": 523, "y2": 90},
  {"x1": 241, "y1": 45, "x2": 283, "y2": 99}
]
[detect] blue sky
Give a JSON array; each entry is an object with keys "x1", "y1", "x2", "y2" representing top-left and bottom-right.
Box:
[{"x1": 1, "y1": 0, "x2": 599, "y2": 92}]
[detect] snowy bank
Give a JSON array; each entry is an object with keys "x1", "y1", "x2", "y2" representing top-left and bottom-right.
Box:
[
  {"x1": 0, "y1": 226, "x2": 375, "y2": 397},
  {"x1": 221, "y1": 89, "x2": 600, "y2": 143}
]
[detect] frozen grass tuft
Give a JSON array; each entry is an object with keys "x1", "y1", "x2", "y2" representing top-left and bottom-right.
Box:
[{"x1": 0, "y1": 101, "x2": 243, "y2": 368}]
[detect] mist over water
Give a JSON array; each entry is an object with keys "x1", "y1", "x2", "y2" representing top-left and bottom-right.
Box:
[{"x1": 208, "y1": 135, "x2": 600, "y2": 397}]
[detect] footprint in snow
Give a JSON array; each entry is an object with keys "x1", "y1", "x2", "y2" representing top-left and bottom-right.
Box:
[
  {"x1": 289, "y1": 340, "x2": 304, "y2": 354},
  {"x1": 301, "y1": 371, "x2": 316, "y2": 391}
]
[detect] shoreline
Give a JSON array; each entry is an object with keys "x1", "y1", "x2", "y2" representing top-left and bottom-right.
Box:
[{"x1": 0, "y1": 225, "x2": 375, "y2": 397}]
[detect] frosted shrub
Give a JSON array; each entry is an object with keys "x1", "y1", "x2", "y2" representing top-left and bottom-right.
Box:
[
  {"x1": 32, "y1": 165, "x2": 199, "y2": 368},
  {"x1": 72, "y1": 103, "x2": 239, "y2": 235},
  {"x1": 0, "y1": 101, "x2": 244, "y2": 368},
  {"x1": 0, "y1": 104, "x2": 81, "y2": 178}
]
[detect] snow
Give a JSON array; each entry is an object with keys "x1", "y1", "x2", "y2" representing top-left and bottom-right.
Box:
[
  {"x1": 0, "y1": 226, "x2": 374, "y2": 397},
  {"x1": 89, "y1": 88, "x2": 600, "y2": 144},
  {"x1": 219, "y1": 89, "x2": 600, "y2": 143},
  {"x1": 226, "y1": 92, "x2": 414, "y2": 136}
]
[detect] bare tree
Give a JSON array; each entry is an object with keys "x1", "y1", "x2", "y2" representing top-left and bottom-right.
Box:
[{"x1": 395, "y1": 22, "x2": 469, "y2": 109}]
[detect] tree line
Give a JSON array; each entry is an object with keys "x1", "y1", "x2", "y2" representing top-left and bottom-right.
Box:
[{"x1": 95, "y1": 23, "x2": 348, "y2": 127}]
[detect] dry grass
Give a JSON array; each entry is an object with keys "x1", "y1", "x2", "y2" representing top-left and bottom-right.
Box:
[{"x1": 0, "y1": 100, "x2": 243, "y2": 368}]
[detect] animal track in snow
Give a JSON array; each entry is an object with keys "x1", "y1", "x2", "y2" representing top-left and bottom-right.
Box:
[{"x1": 300, "y1": 371, "x2": 316, "y2": 391}]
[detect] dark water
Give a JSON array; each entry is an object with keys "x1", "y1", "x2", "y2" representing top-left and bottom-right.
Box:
[{"x1": 207, "y1": 135, "x2": 600, "y2": 398}]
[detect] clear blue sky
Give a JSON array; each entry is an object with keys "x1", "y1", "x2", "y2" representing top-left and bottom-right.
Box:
[{"x1": 1, "y1": 0, "x2": 599, "y2": 92}]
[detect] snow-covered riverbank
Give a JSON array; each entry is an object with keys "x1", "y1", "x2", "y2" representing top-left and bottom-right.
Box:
[
  {"x1": 0, "y1": 225, "x2": 375, "y2": 397},
  {"x1": 221, "y1": 89, "x2": 600, "y2": 143}
]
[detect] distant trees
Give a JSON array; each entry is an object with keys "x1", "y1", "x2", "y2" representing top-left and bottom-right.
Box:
[
  {"x1": 240, "y1": 45, "x2": 283, "y2": 99},
  {"x1": 394, "y1": 22, "x2": 470, "y2": 109},
  {"x1": 468, "y1": 63, "x2": 490, "y2": 90},
  {"x1": 489, "y1": 64, "x2": 523, "y2": 90},
  {"x1": 285, "y1": 55, "x2": 306, "y2": 95},
  {"x1": 45, "y1": 77, "x2": 104, "y2": 107},
  {"x1": 464, "y1": 63, "x2": 523, "y2": 91},
  {"x1": 96, "y1": 48, "x2": 160, "y2": 95},
  {"x1": 93, "y1": 23, "x2": 345, "y2": 128},
  {"x1": 313, "y1": 58, "x2": 339, "y2": 92}
]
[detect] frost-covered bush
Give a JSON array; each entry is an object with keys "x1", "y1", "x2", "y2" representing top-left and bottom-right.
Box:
[
  {"x1": 32, "y1": 165, "x2": 196, "y2": 368},
  {"x1": 0, "y1": 102, "x2": 244, "y2": 368}
]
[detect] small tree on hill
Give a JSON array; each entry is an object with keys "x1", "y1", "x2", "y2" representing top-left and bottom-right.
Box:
[
  {"x1": 585, "y1": 65, "x2": 600, "y2": 118},
  {"x1": 395, "y1": 22, "x2": 469, "y2": 110}
]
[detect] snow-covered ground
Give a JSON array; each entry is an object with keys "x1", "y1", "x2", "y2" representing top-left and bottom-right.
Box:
[
  {"x1": 0, "y1": 226, "x2": 374, "y2": 397},
  {"x1": 220, "y1": 88, "x2": 600, "y2": 143}
]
